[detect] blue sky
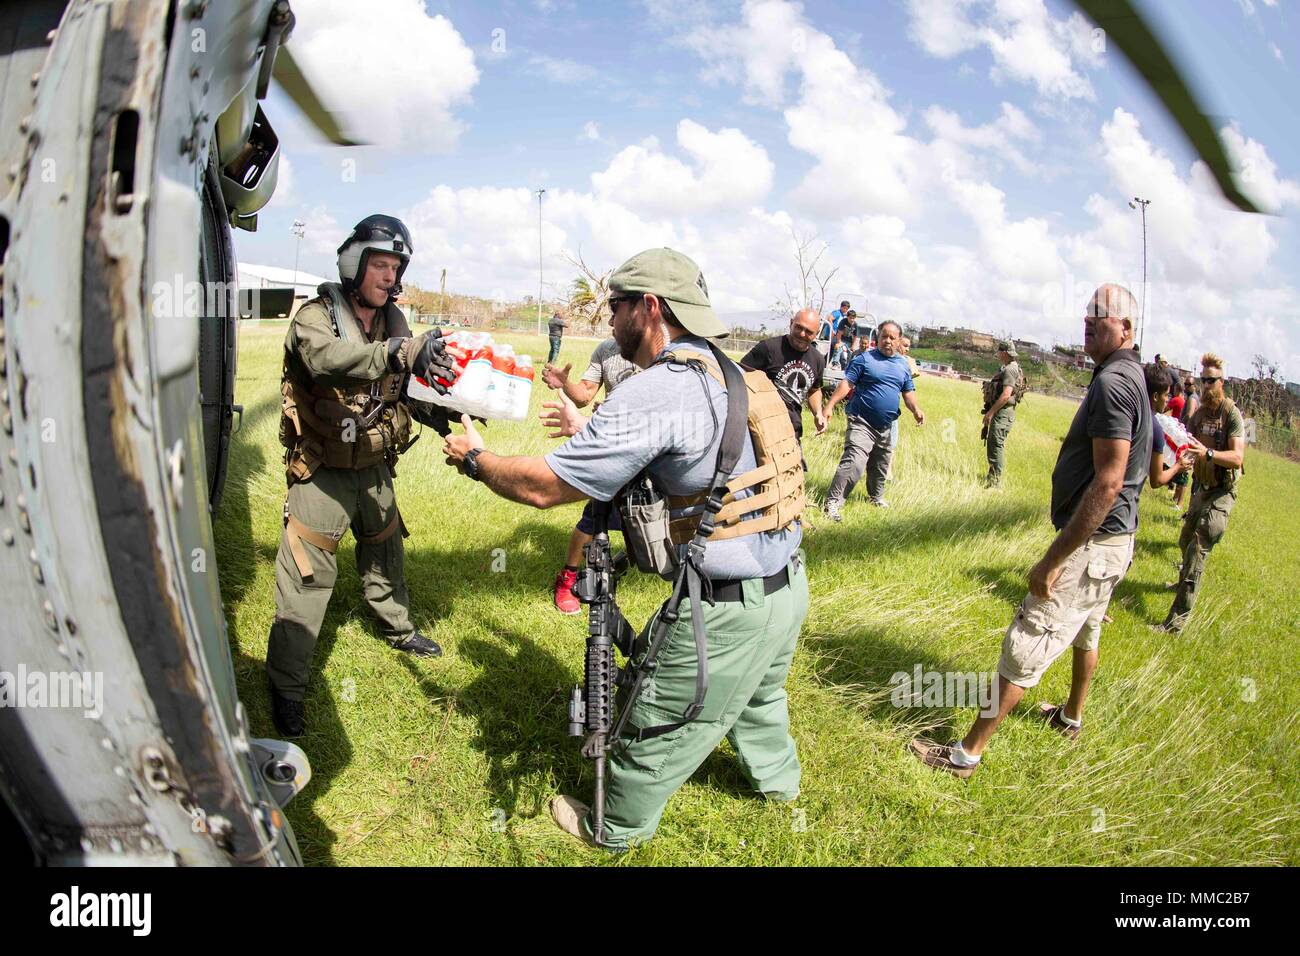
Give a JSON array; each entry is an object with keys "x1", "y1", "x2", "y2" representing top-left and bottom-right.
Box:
[{"x1": 236, "y1": 0, "x2": 1300, "y2": 377}]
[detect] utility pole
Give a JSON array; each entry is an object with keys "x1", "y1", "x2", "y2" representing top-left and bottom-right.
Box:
[
  {"x1": 1128, "y1": 197, "x2": 1150, "y2": 353},
  {"x1": 536, "y1": 188, "x2": 546, "y2": 337}
]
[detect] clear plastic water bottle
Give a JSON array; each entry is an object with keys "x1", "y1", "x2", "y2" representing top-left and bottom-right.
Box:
[
  {"x1": 484, "y1": 345, "x2": 516, "y2": 418},
  {"x1": 407, "y1": 331, "x2": 469, "y2": 412},
  {"x1": 453, "y1": 338, "x2": 494, "y2": 418},
  {"x1": 509, "y1": 355, "x2": 535, "y2": 421}
]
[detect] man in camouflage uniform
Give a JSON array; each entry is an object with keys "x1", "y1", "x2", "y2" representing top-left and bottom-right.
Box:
[
  {"x1": 268, "y1": 215, "x2": 458, "y2": 737},
  {"x1": 982, "y1": 341, "x2": 1025, "y2": 488},
  {"x1": 1160, "y1": 353, "x2": 1245, "y2": 633}
]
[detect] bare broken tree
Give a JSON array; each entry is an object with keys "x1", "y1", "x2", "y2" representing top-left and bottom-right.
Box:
[
  {"x1": 773, "y1": 226, "x2": 839, "y2": 320},
  {"x1": 565, "y1": 248, "x2": 613, "y2": 336}
]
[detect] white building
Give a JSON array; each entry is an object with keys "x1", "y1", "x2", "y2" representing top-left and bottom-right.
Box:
[{"x1": 237, "y1": 262, "x2": 330, "y2": 315}]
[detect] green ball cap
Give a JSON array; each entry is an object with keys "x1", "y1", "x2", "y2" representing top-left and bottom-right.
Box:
[{"x1": 607, "y1": 247, "x2": 728, "y2": 339}]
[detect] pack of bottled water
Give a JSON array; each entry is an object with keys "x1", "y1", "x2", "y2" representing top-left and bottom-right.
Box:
[
  {"x1": 406, "y1": 331, "x2": 535, "y2": 422},
  {"x1": 1155, "y1": 412, "x2": 1192, "y2": 466}
]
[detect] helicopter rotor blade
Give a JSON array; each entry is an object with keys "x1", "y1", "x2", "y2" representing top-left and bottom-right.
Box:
[
  {"x1": 1075, "y1": 0, "x2": 1262, "y2": 213},
  {"x1": 271, "y1": 44, "x2": 366, "y2": 147}
]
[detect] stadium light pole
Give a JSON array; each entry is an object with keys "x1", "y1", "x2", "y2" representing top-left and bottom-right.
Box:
[
  {"x1": 536, "y1": 188, "x2": 546, "y2": 336},
  {"x1": 290, "y1": 219, "x2": 306, "y2": 290},
  {"x1": 1128, "y1": 197, "x2": 1150, "y2": 353}
]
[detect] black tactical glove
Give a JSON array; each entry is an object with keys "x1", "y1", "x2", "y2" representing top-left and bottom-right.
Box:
[{"x1": 400, "y1": 330, "x2": 459, "y2": 393}]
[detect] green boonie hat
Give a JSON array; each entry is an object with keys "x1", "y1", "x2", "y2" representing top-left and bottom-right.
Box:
[
  {"x1": 997, "y1": 340, "x2": 1017, "y2": 357},
  {"x1": 607, "y1": 247, "x2": 727, "y2": 338}
]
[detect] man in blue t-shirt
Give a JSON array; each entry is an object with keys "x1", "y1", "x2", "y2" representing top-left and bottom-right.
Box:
[{"x1": 820, "y1": 320, "x2": 925, "y2": 518}]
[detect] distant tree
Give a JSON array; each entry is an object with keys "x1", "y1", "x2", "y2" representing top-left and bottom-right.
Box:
[
  {"x1": 1228, "y1": 352, "x2": 1296, "y2": 429},
  {"x1": 772, "y1": 226, "x2": 839, "y2": 320},
  {"x1": 570, "y1": 276, "x2": 595, "y2": 309},
  {"x1": 565, "y1": 249, "x2": 612, "y2": 335}
]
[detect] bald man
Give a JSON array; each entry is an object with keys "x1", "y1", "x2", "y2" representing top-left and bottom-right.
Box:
[
  {"x1": 911, "y1": 284, "x2": 1151, "y2": 775},
  {"x1": 741, "y1": 309, "x2": 829, "y2": 463}
]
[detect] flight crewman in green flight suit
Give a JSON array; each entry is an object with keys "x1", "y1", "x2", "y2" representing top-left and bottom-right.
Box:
[{"x1": 268, "y1": 214, "x2": 457, "y2": 738}]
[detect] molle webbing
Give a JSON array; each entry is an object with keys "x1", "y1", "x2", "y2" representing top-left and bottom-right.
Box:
[
  {"x1": 278, "y1": 289, "x2": 412, "y2": 480},
  {"x1": 280, "y1": 371, "x2": 411, "y2": 475},
  {"x1": 661, "y1": 352, "x2": 805, "y2": 543}
]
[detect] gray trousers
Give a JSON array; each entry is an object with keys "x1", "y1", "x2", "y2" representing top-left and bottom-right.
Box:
[{"x1": 827, "y1": 416, "x2": 893, "y2": 506}]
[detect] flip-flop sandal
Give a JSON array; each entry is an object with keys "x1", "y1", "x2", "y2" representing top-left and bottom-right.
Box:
[
  {"x1": 1036, "y1": 702, "x2": 1081, "y2": 740},
  {"x1": 908, "y1": 737, "x2": 979, "y2": 778}
]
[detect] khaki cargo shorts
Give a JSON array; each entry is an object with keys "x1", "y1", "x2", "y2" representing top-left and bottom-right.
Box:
[{"x1": 997, "y1": 532, "x2": 1135, "y2": 688}]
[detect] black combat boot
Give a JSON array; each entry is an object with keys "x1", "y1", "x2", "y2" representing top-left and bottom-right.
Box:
[
  {"x1": 270, "y1": 687, "x2": 305, "y2": 738},
  {"x1": 393, "y1": 631, "x2": 443, "y2": 658}
]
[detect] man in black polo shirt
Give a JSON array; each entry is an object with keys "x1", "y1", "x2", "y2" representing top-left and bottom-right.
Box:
[
  {"x1": 741, "y1": 308, "x2": 828, "y2": 465},
  {"x1": 911, "y1": 284, "x2": 1151, "y2": 776}
]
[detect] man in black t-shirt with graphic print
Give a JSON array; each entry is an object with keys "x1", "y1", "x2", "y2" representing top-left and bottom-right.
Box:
[{"x1": 741, "y1": 309, "x2": 828, "y2": 467}]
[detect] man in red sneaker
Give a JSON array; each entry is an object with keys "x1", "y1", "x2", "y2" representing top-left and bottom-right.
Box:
[{"x1": 541, "y1": 336, "x2": 638, "y2": 613}]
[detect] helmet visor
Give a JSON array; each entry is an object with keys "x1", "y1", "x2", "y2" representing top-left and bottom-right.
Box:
[{"x1": 353, "y1": 215, "x2": 411, "y2": 253}]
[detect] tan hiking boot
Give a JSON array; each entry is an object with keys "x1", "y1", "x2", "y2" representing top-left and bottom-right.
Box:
[{"x1": 550, "y1": 795, "x2": 598, "y2": 847}]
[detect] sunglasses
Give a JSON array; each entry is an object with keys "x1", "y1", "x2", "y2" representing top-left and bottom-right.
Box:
[
  {"x1": 608, "y1": 293, "x2": 642, "y2": 313},
  {"x1": 1201, "y1": 376, "x2": 1222, "y2": 384}
]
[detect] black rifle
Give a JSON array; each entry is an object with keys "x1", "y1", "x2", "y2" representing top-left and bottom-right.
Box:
[{"x1": 568, "y1": 498, "x2": 635, "y2": 846}]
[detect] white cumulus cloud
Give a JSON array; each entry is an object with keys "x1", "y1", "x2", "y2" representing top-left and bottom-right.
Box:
[
  {"x1": 590, "y1": 120, "x2": 775, "y2": 218},
  {"x1": 287, "y1": 0, "x2": 479, "y2": 150},
  {"x1": 907, "y1": 0, "x2": 1100, "y2": 102}
]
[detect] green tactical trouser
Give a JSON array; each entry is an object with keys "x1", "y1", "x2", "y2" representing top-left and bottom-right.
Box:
[
  {"x1": 1165, "y1": 485, "x2": 1236, "y2": 631},
  {"x1": 585, "y1": 551, "x2": 810, "y2": 849},
  {"x1": 985, "y1": 405, "x2": 1015, "y2": 485},
  {"x1": 268, "y1": 463, "x2": 415, "y2": 702}
]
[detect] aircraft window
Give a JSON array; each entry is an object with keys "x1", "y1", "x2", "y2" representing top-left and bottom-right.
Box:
[{"x1": 109, "y1": 109, "x2": 139, "y2": 215}]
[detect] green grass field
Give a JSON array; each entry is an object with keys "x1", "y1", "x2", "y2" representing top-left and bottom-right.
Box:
[{"x1": 217, "y1": 324, "x2": 1299, "y2": 866}]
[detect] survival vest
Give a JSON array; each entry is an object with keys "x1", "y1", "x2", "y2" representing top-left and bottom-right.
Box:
[
  {"x1": 278, "y1": 283, "x2": 415, "y2": 484},
  {"x1": 1189, "y1": 396, "x2": 1243, "y2": 491},
  {"x1": 655, "y1": 348, "x2": 805, "y2": 546}
]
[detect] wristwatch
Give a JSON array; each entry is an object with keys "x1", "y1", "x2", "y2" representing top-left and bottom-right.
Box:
[
  {"x1": 462, "y1": 446, "x2": 484, "y2": 481},
  {"x1": 1206, "y1": 448, "x2": 1215, "y2": 461}
]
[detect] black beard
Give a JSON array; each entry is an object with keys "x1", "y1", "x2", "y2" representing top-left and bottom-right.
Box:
[{"x1": 616, "y1": 326, "x2": 641, "y2": 363}]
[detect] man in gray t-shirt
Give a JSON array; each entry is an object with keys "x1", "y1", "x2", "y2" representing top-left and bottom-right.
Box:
[
  {"x1": 1050, "y1": 347, "x2": 1151, "y2": 534},
  {"x1": 442, "y1": 247, "x2": 808, "y2": 852},
  {"x1": 543, "y1": 336, "x2": 638, "y2": 409},
  {"x1": 911, "y1": 284, "x2": 1151, "y2": 779},
  {"x1": 541, "y1": 337, "x2": 641, "y2": 615}
]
